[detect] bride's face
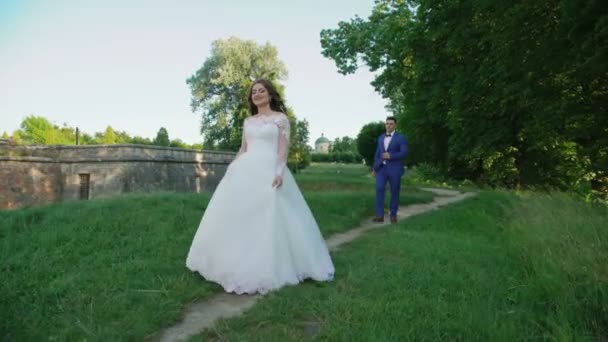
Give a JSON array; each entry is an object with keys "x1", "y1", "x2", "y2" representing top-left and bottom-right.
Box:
[{"x1": 251, "y1": 84, "x2": 270, "y2": 107}]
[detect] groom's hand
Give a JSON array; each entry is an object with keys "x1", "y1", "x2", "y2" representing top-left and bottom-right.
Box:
[
  {"x1": 272, "y1": 175, "x2": 283, "y2": 188},
  {"x1": 382, "y1": 152, "x2": 390, "y2": 160}
]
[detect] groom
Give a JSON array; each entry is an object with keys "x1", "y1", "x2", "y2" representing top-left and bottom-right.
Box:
[{"x1": 372, "y1": 116, "x2": 408, "y2": 223}]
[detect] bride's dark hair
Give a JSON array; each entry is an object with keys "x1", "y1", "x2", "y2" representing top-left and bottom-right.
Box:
[{"x1": 248, "y1": 79, "x2": 287, "y2": 115}]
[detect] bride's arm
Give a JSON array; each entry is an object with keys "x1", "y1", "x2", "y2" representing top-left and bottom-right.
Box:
[{"x1": 275, "y1": 114, "x2": 290, "y2": 177}]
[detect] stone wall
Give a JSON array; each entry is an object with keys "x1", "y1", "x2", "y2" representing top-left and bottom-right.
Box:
[
  {"x1": 0, "y1": 144, "x2": 235, "y2": 210},
  {"x1": 0, "y1": 158, "x2": 62, "y2": 209}
]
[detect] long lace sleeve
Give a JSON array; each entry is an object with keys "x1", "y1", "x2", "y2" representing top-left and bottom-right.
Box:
[
  {"x1": 275, "y1": 114, "x2": 290, "y2": 176},
  {"x1": 235, "y1": 120, "x2": 248, "y2": 159}
]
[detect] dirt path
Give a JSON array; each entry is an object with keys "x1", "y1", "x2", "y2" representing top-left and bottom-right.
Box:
[{"x1": 153, "y1": 188, "x2": 475, "y2": 341}]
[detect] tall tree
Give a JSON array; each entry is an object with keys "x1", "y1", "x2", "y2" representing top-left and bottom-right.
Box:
[
  {"x1": 103, "y1": 126, "x2": 117, "y2": 145},
  {"x1": 356, "y1": 121, "x2": 385, "y2": 167},
  {"x1": 289, "y1": 118, "x2": 312, "y2": 171},
  {"x1": 186, "y1": 37, "x2": 288, "y2": 151},
  {"x1": 153, "y1": 127, "x2": 170, "y2": 146},
  {"x1": 321, "y1": 0, "x2": 607, "y2": 197},
  {"x1": 11, "y1": 130, "x2": 23, "y2": 145},
  {"x1": 19, "y1": 115, "x2": 55, "y2": 144}
]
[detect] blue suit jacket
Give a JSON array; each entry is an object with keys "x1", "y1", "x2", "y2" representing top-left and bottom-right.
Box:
[{"x1": 372, "y1": 132, "x2": 408, "y2": 173}]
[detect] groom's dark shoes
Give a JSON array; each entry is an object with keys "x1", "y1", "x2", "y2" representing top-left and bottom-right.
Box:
[
  {"x1": 372, "y1": 216, "x2": 384, "y2": 223},
  {"x1": 390, "y1": 216, "x2": 398, "y2": 224}
]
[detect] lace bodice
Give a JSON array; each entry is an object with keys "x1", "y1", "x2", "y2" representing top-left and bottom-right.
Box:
[{"x1": 236, "y1": 113, "x2": 290, "y2": 176}]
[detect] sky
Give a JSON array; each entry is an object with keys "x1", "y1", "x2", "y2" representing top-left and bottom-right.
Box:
[{"x1": 0, "y1": 0, "x2": 389, "y2": 147}]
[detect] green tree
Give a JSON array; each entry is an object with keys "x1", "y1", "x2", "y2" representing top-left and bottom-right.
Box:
[
  {"x1": 356, "y1": 121, "x2": 385, "y2": 167},
  {"x1": 130, "y1": 136, "x2": 152, "y2": 145},
  {"x1": 91, "y1": 132, "x2": 104, "y2": 144},
  {"x1": 79, "y1": 133, "x2": 95, "y2": 145},
  {"x1": 153, "y1": 127, "x2": 170, "y2": 146},
  {"x1": 186, "y1": 37, "x2": 288, "y2": 151},
  {"x1": 330, "y1": 136, "x2": 358, "y2": 154},
  {"x1": 1, "y1": 131, "x2": 9, "y2": 139},
  {"x1": 19, "y1": 115, "x2": 55, "y2": 144},
  {"x1": 11, "y1": 130, "x2": 23, "y2": 145},
  {"x1": 288, "y1": 118, "x2": 312, "y2": 172},
  {"x1": 321, "y1": 0, "x2": 608, "y2": 198},
  {"x1": 114, "y1": 130, "x2": 133, "y2": 144},
  {"x1": 103, "y1": 126, "x2": 117, "y2": 145},
  {"x1": 169, "y1": 138, "x2": 189, "y2": 149},
  {"x1": 55, "y1": 124, "x2": 76, "y2": 145}
]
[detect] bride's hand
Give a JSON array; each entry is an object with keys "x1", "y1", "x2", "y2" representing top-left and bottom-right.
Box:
[{"x1": 272, "y1": 175, "x2": 283, "y2": 188}]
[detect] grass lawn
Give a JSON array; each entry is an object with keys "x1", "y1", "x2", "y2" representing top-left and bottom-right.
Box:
[
  {"x1": 193, "y1": 191, "x2": 608, "y2": 341},
  {"x1": 0, "y1": 163, "x2": 434, "y2": 341}
]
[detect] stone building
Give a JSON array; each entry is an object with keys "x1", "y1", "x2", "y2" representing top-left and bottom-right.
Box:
[
  {"x1": 314, "y1": 134, "x2": 331, "y2": 154},
  {"x1": 0, "y1": 144, "x2": 234, "y2": 210}
]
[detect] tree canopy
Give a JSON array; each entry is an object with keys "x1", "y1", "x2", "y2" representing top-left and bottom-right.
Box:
[
  {"x1": 321, "y1": 0, "x2": 607, "y2": 199},
  {"x1": 186, "y1": 37, "x2": 312, "y2": 171}
]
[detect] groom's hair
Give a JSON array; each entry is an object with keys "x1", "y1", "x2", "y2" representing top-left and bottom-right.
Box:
[{"x1": 386, "y1": 116, "x2": 397, "y2": 123}]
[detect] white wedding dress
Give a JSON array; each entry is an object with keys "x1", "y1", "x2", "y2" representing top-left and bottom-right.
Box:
[{"x1": 186, "y1": 113, "x2": 335, "y2": 294}]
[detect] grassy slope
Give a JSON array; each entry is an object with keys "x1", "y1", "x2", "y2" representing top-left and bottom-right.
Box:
[{"x1": 0, "y1": 164, "x2": 434, "y2": 340}]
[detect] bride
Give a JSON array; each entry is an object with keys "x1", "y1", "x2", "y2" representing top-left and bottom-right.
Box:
[{"x1": 186, "y1": 79, "x2": 335, "y2": 295}]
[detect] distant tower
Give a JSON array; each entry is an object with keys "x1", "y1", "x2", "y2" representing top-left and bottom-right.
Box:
[{"x1": 314, "y1": 133, "x2": 331, "y2": 154}]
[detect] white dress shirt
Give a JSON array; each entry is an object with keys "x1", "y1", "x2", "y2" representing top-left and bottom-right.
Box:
[{"x1": 383, "y1": 131, "x2": 395, "y2": 151}]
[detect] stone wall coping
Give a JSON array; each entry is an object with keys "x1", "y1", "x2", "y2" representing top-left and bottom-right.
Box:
[
  {"x1": 0, "y1": 144, "x2": 235, "y2": 154},
  {"x1": 0, "y1": 156, "x2": 233, "y2": 164},
  {"x1": 0, "y1": 144, "x2": 236, "y2": 164}
]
